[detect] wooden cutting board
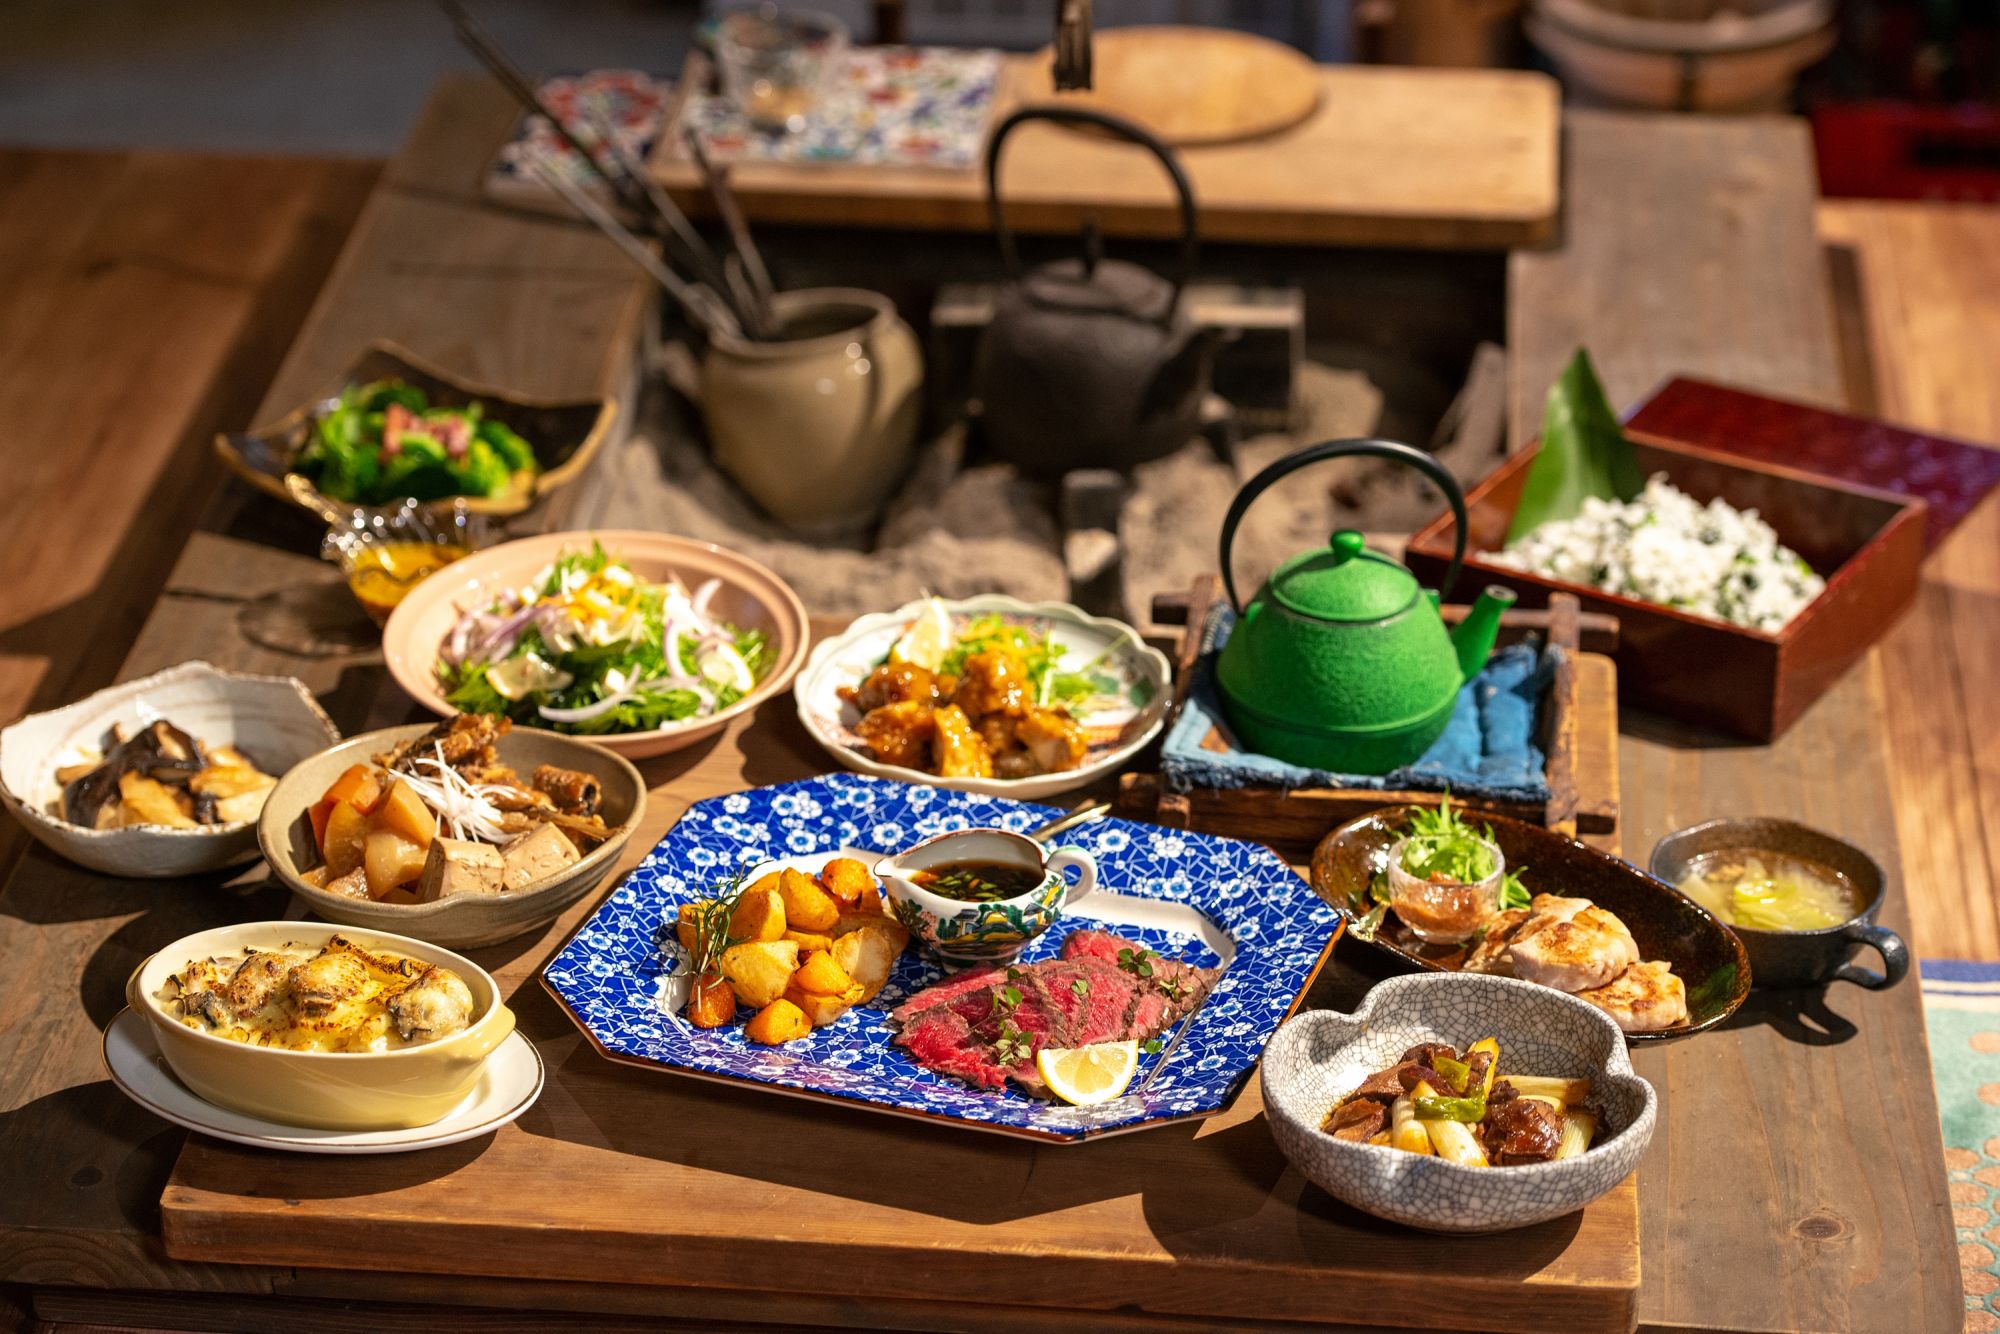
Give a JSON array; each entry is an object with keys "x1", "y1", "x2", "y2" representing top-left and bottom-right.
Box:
[{"x1": 1013, "y1": 27, "x2": 1322, "y2": 146}]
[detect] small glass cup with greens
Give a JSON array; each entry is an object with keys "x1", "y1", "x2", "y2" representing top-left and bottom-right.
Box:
[{"x1": 1384, "y1": 802, "x2": 1509, "y2": 945}]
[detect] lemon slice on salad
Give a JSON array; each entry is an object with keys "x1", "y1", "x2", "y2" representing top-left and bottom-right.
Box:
[
  {"x1": 486, "y1": 653, "x2": 574, "y2": 701},
  {"x1": 888, "y1": 597, "x2": 953, "y2": 672},
  {"x1": 1036, "y1": 1040, "x2": 1140, "y2": 1106},
  {"x1": 697, "y1": 641, "x2": 755, "y2": 694}
]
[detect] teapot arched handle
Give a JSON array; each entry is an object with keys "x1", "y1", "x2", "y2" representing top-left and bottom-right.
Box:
[
  {"x1": 1218, "y1": 438, "x2": 1470, "y2": 612},
  {"x1": 984, "y1": 105, "x2": 1198, "y2": 322}
]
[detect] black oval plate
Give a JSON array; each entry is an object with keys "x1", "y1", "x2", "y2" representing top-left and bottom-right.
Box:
[{"x1": 1310, "y1": 807, "x2": 1750, "y2": 1043}]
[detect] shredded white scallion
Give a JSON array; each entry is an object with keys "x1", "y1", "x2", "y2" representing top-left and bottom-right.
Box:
[{"x1": 395, "y1": 744, "x2": 513, "y2": 843}]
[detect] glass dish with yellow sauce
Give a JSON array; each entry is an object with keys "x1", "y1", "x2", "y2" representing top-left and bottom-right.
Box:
[{"x1": 323, "y1": 500, "x2": 488, "y2": 625}]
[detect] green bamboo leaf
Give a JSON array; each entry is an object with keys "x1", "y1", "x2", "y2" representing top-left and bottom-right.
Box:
[{"x1": 1505, "y1": 349, "x2": 1645, "y2": 543}]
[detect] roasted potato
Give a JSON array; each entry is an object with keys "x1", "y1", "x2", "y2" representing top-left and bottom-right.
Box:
[
  {"x1": 831, "y1": 923, "x2": 901, "y2": 1002},
  {"x1": 777, "y1": 867, "x2": 840, "y2": 932},
  {"x1": 674, "y1": 899, "x2": 713, "y2": 952},
  {"x1": 745, "y1": 997, "x2": 812, "y2": 1044},
  {"x1": 793, "y1": 950, "x2": 855, "y2": 996},
  {"x1": 783, "y1": 929, "x2": 835, "y2": 953},
  {"x1": 721, "y1": 940, "x2": 800, "y2": 1008},
  {"x1": 728, "y1": 887, "x2": 787, "y2": 943},
  {"x1": 686, "y1": 975, "x2": 737, "y2": 1029},
  {"x1": 836, "y1": 911, "x2": 910, "y2": 949},
  {"x1": 784, "y1": 981, "x2": 862, "y2": 1027},
  {"x1": 817, "y1": 857, "x2": 876, "y2": 909}
]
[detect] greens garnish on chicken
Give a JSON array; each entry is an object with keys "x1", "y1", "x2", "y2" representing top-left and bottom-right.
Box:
[{"x1": 436, "y1": 543, "x2": 772, "y2": 734}]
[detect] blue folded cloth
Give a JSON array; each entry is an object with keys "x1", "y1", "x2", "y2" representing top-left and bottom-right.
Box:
[{"x1": 1160, "y1": 603, "x2": 1555, "y2": 803}]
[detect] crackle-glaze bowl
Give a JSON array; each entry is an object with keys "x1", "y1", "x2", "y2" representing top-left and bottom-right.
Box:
[{"x1": 1260, "y1": 972, "x2": 1656, "y2": 1233}]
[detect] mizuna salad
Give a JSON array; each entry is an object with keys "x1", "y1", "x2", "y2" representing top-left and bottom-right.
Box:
[{"x1": 436, "y1": 544, "x2": 773, "y2": 734}]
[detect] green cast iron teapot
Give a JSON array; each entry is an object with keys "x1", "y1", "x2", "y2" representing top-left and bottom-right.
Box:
[{"x1": 1214, "y1": 438, "x2": 1517, "y2": 774}]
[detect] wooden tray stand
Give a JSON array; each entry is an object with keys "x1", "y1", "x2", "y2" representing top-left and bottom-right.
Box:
[{"x1": 1117, "y1": 577, "x2": 1621, "y2": 848}]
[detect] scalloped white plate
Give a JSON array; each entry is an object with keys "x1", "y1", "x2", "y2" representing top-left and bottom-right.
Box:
[{"x1": 793, "y1": 595, "x2": 1172, "y2": 799}]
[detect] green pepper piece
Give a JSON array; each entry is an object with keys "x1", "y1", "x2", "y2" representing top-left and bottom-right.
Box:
[
  {"x1": 1411, "y1": 1092, "x2": 1487, "y2": 1123},
  {"x1": 1431, "y1": 1055, "x2": 1471, "y2": 1095}
]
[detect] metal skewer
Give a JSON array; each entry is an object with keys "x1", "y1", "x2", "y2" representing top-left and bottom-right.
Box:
[
  {"x1": 440, "y1": 0, "x2": 739, "y2": 314},
  {"x1": 685, "y1": 128, "x2": 777, "y2": 328},
  {"x1": 585, "y1": 108, "x2": 748, "y2": 328},
  {"x1": 526, "y1": 154, "x2": 740, "y2": 340},
  {"x1": 439, "y1": 0, "x2": 648, "y2": 217}
]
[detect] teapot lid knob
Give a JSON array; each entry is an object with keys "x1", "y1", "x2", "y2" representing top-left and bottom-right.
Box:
[{"x1": 1330, "y1": 529, "x2": 1367, "y2": 562}]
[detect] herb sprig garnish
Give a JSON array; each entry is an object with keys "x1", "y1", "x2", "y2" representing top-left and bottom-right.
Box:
[
  {"x1": 1117, "y1": 947, "x2": 1155, "y2": 979},
  {"x1": 663, "y1": 859, "x2": 759, "y2": 982},
  {"x1": 992, "y1": 1021, "x2": 1034, "y2": 1066},
  {"x1": 990, "y1": 985, "x2": 1023, "y2": 1019}
]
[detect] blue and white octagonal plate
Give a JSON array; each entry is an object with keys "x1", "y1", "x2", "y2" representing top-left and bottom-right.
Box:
[{"x1": 542, "y1": 773, "x2": 1342, "y2": 1143}]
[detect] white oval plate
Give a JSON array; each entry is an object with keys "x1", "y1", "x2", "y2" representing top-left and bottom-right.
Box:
[
  {"x1": 793, "y1": 595, "x2": 1173, "y2": 799},
  {"x1": 101, "y1": 1007, "x2": 544, "y2": 1155}
]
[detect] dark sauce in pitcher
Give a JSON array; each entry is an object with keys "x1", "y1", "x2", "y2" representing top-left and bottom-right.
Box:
[{"x1": 910, "y1": 860, "x2": 1043, "y2": 903}]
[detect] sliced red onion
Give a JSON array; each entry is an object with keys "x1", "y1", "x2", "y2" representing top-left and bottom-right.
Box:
[
  {"x1": 472, "y1": 602, "x2": 541, "y2": 664},
  {"x1": 663, "y1": 619, "x2": 691, "y2": 675},
  {"x1": 691, "y1": 578, "x2": 722, "y2": 623},
  {"x1": 538, "y1": 688, "x2": 636, "y2": 724}
]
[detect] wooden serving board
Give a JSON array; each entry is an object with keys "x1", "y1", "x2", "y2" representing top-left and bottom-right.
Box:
[
  {"x1": 1012, "y1": 27, "x2": 1322, "y2": 147},
  {"x1": 161, "y1": 802, "x2": 1640, "y2": 1334},
  {"x1": 158, "y1": 602, "x2": 1640, "y2": 1334},
  {"x1": 650, "y1": 56, "x2": 1560, "y2": 249}
]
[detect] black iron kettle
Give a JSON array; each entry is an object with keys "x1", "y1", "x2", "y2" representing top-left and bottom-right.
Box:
[{"x1": 971, "y1": 106, "x2": 1216, "y2": 477}]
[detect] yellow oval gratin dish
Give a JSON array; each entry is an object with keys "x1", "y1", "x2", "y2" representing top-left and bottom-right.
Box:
[{"x1": 126, "y1": 921, "x2": 516, "y2": 1131}]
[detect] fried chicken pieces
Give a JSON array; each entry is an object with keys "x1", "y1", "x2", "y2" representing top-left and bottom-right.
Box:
[
  {"x1": 1465, "y1": 894, "x2": 1689, "y2": 1033},
  {"x1": 841, "y1": 649, "x2": 1088, "y2": 780}
]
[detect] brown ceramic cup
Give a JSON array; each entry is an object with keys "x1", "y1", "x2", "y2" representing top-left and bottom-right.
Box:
[{"x1": 1650, "y1": 818, "x2": 1909, "y2": 991}]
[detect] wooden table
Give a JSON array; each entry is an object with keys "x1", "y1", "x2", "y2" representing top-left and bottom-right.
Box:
[
  {"x1": 0, "y1": 81, "x2": 1966, "y2": 1334},
  {"x1": 646, "y1": 56, "x2": 1561, "y2": 249}
]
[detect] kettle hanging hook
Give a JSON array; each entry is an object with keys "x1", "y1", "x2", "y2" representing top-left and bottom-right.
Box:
[{"x1": 1217, "y1": 438, "x2": 1470, "y2": 612}]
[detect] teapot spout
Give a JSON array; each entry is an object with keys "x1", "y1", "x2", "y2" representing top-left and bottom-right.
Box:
[{"x1": 1451, "y1": 585, "x2": 1518, "y2": 680}]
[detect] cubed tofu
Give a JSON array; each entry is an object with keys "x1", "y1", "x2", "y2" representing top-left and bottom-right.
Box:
[
  {"x1": 313, "y1": 867, "x2": 371, "y2": 900},
  {"x1": 499, "y1": 823, "x2": 579, "y2": 891},
  {"x1": 415, "y1": 836, "x2": 506, "y2": 902}
]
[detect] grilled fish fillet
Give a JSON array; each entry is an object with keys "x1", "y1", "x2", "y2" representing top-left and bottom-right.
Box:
[
  {"x1": 1577, "y1": 960, "x2": 1689, "y2": 1032},
  {"x1": 1506, "y1": 894, "x2": 1639, "y2": 993}
]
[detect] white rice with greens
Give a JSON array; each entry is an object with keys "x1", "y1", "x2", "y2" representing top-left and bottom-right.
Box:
[{"x1": 1492, "y1": 474, "x2": 1826, "y2": 632}]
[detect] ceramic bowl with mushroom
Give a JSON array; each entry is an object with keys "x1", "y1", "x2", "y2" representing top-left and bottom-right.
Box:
[{"x1": 0, "y1": 661, "x2": 339, "y2": 877}]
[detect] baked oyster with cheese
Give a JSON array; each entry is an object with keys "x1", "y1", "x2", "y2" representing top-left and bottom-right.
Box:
[{"x1": 159, "y1": 935, "x2": 474, "y2": 1052}]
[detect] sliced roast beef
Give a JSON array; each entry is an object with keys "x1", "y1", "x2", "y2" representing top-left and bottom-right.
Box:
[
  {"x1": 892, "y1": 931, "x2": 1223, "y2": 1097},
  {"x1": 887, "y1": 963, "x2": 1004, "y2": 1026}
]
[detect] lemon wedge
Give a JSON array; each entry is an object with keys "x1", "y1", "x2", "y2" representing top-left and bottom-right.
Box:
[
  {"x1": 1036, "y1": 1040, "x2": 1139, "y2": 1106},
  {"x1": 888, "y1": 597, "x2": 953, "y2": 672}
]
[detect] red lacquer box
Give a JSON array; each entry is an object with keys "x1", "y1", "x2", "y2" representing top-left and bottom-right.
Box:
[{"x1": 1406, "y1": 428, "x2": 1929, "y2": 742}]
